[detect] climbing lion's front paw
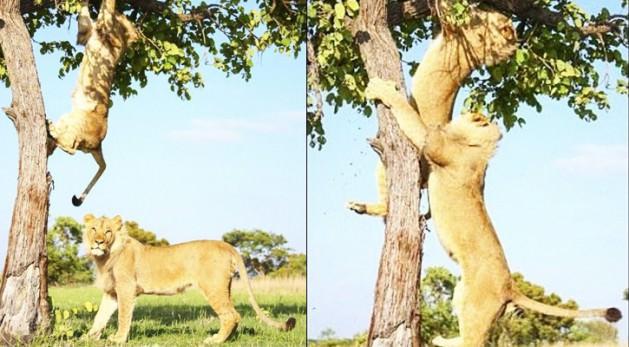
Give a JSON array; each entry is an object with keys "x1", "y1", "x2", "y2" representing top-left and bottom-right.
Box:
[
  {"x1": 347, "y1": 201, "x2": 368, "y2": 214},
  {"x1": 365, "y1": 78, "x2": 399, "y2": 105}
]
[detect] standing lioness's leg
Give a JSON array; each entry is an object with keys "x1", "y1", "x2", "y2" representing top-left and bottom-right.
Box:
[
  {"x1": 109, "y1": 284, "x2": 135, "y2": 343},
  {"x1": 200, "y1": 280, "x2": 241, "y2": 344},
  {"x1": 86, "y1": 293, "x2": 117, "y2": 339}
]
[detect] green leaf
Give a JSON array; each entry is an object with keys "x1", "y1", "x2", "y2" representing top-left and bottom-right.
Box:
[
  {"x1": 515, "y1": 50, "x2": 526, "y2": 64},
  {"x1": 334, "y1": 3, "x2": 345, "y2": 19},
  {"x1": 346, "y1": 0, "x2": 359, "y2": 12}
]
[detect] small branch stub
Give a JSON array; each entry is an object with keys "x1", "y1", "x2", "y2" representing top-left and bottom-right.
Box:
[{"x1": 3, "y1": 107, "x2": 18, "y2": 127}]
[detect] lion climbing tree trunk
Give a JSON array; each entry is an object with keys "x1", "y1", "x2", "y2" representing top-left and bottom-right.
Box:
[
  {"x1": 0, "y1": 0, "x2": 52, "y2": 343},
  {"x1": 354, "y1": 0, "x2": 426, "y2": 345}
]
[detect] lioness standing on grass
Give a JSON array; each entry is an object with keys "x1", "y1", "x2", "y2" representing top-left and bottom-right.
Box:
[{"x1": 82, "y1": 214, "x2": 296, "y2": 344}]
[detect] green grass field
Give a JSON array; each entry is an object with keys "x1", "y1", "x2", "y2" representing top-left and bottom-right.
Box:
[{"x1": 34, "y1": 277, "x2": 305, "y2": 346}]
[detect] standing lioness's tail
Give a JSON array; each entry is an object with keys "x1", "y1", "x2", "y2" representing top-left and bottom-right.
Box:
[
  {"x1": 511, "y1": 287, "x2": 622, "y2": 322},
  {"x1": 232, "y1": 252, "x2": 297, "y2": 331}
]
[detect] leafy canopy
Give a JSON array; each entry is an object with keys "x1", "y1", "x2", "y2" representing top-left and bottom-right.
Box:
[
  {"x1": 307, "y1": 0, "x2": 628, "y2": 148},
  {"x1": 1, "y1": 0, "x2": 305, "y2": 99}
]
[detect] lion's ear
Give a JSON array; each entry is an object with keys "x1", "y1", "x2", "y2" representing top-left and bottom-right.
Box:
[
  {"x1": 112, "y1": 215, "x2": 123, "y2": 231},
  {"x1": 84, "y1": 213, "x2": 95, "y2": 224}
]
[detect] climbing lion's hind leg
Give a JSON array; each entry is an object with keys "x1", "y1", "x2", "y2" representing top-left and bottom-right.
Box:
[
  {"x1": 347, "y1": 160, "x2": 389, "y2": 217},
  {"x1": 457, "y1": 283, "x2": 505, "y2": 346},
  {"x1": 433, "y1": 279, "x2": 506, "y2": 347},
  {"x1": 72, "y1": 147, "x2": 106, "y2": 206}
]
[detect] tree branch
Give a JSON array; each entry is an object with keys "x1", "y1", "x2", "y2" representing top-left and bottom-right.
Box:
[
  {"x1": 21, "y1": 0, "x2": 303, "y2": 25},
  {"x1": 389, "y1": 0, "x2": 627, "y2": 38},
  {"x1": 2, "y1": 107, "x2": 17, "y2": 127},
  {"x1": 20, "y1": 0, "x2": 219, "y2": 22},
  {"x1": 128, "y1": 0, "x2": 221, "y2": 22}
]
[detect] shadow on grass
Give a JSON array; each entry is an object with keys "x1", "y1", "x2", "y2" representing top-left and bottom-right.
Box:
[
  {"x1": 127, "y1": 324, "x2": 259, "y2": 343},
  {"x1": 131, "y1": 302, "x2": 303, "y2": 326}
]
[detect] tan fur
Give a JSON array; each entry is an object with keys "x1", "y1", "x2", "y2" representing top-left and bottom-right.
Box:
[
  {"x1": 363, "y1": 78, "x2": 621, "y2": 347},
  {"x1": 82, "y1": 215, "x2": 295, "y2": 344},
  {"x1": 48, "y1": 0, "x2": 137, "y2": 206},
  {"x1": 76, "y1": 3, "x2": 93, "y2": 45},
  {"x1": 348, "y1": 7, "x2": 516, "y2": 216},
  {"x1": 411, "y1": 8, "x2": 517, "y2": 127}
]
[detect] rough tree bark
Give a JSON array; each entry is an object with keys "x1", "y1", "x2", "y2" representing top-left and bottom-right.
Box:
[
  {"x1": 0, "y1": 0, "x2": 52, "y2": 343},
  {"x1": 354, "y1": 0, "x2": 425, "y2": 345}
]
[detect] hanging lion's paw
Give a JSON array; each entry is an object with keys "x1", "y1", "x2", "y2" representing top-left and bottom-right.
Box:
[{"x1": 347, "y1": 201, "x2": 388, "y2": 217}]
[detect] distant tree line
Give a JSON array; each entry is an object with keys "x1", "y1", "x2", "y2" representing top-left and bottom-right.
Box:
[
  {"x1": 222, "y1": 229, "x2": 306, "y2": 278},
  {"x1": 46, "y1": 217, "x2": 304, "y2": 285},
  {"x1": 311, "y1": 267, "x2": 620, "y2": 347}
]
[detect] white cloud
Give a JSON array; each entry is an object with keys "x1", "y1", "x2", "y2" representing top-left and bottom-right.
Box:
[
  {"x1": 167, "y1": 111, "x2": 303, "y2": 143},
  {"x1": 554, "y1": 144, "x2": 628, "y2": 176}
]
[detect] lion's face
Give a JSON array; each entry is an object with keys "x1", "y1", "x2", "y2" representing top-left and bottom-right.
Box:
[
  {"x1": 83, "y1": 214, "x2": 123, "y2": 257},
  {"x1": 460, "y1": 10, "x2": 517, "y2": 67},
  {"x1": 448, "y1": 112, "x2": 502, "y2": 151}
]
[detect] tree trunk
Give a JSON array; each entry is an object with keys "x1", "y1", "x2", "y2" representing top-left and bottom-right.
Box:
[
  {"x1": 0, "y1": 0, "x2": 52, "y2": 343},
  {"x1": 354, "y1": 1, "x2": 426, "y2": 346}
]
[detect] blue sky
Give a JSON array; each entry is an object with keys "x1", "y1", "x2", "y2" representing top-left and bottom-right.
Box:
[
  {"x1": 0, "y1": 26, "x2": 305, "y2": 259},
  {"x1": 308, "y1": 1, "x2": 628, "y2": 341}
]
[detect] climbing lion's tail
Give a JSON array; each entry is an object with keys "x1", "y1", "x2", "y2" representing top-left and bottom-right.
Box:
[
  {"x1": 232, "y1": 252, "x2": 296, "y2": 331},
  {"x1": 511, "y1": 287, "x2": 622, "y2": 323}
]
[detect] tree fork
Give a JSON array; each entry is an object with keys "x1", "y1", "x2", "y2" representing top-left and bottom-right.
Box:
[
  {"x1": 354, "y1": 0, "x2": 426, "y2": 345},
  {"x1": 0, "y1": 0, "x2": 52, "y2": 343}
]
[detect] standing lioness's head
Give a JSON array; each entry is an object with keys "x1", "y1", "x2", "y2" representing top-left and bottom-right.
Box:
[{"x1": 83, "y1": 214, "x2": 124, "y2": 257}]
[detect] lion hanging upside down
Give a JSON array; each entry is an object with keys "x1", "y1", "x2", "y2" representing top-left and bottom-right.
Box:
[
  {"x1": 362, "y1": 78, "x2": 622, "y2": 347},
  {"x1": 82, "y1": 214, "x2": 296, "y2": 344},
  {"x1": 47, "y1": 0, "x2": 137, "y2": 206}
]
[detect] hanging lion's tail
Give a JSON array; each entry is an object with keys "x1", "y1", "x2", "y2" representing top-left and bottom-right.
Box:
[{"x1": 232, "y1": 251, "x2": 296, "y2": 331}]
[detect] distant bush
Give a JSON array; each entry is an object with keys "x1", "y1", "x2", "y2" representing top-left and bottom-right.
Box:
[
  {"x1": 47, "y1": 217, "x2": 92, "y2": 285},
  {"x1": 223, "y1": 229, "x2": 294, "y2": 276},
  {"x1": 124, "y1": 220, "x2": 169, "y2": 246},
  {"x1": 271, "y1": 253, "x2": 306, "y2": 278}
]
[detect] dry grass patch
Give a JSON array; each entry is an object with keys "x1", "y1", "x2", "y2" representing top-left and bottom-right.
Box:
[{"x1": 233, "y1": 276, "x2": 305, "y2": 295}]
